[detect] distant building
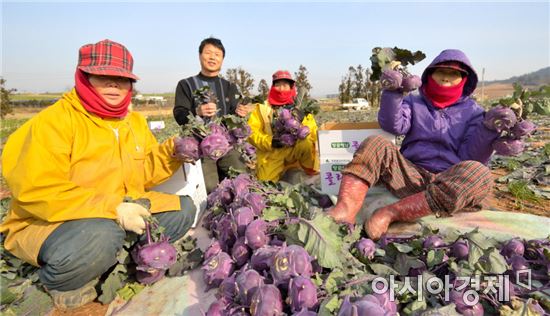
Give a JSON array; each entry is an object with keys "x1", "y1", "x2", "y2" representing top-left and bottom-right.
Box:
[{"x1": 133, "y1": 94, "x2": 167, "y2": 106}]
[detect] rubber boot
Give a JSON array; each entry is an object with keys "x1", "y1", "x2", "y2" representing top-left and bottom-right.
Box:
[
  {"x1": 365, "y1": 192, "x2": 432, "y2": 240},
  {"x1": 326, "y1": 174, "x2": 369, "y2": 224}
]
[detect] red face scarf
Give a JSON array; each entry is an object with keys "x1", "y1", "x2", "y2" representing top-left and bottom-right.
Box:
[
  {"x1": 268, "y1": 86, "x2": 297, "y2": 106},
  {"x1": 423, "y1": 76, "x2": 467, "y2": 109},
  {"x1": 75, "y1": 69, "x2": 132, "y2": 118}
]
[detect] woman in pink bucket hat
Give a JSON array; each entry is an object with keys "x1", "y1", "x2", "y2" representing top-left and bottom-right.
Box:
[
  {"x1": 248, "y1": 70, "x2": 320, "y2": 182},
  {"x1": 1, "y1": 39, "x2": 196, "y2": 309}
]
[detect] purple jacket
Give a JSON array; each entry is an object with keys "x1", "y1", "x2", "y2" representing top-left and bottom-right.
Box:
[{"x1": 378, "y1": 49, "x2": 499, "y2": 173}]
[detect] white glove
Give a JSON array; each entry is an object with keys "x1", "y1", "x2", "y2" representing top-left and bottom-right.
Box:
[{"x1": 116, "y1": 202, "x2": 150, "y2": 234}]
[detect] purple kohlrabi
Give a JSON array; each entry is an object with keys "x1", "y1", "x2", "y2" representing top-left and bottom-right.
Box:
[
  {"x1": 231, "y1": 237, "x2": 251, "y2": 267},
  {"x1": 296, "y1": 126, "x2": 310, "y2": 140},
  {"x1": 278, "y1": 108, "x2": 293, "y2": 121},
  {"x1": 284, "y1": 118, "x2": 301, "y2": 131},
  {"x1": 271, "y1": 245, "x2": 313, "y2": 285},
  {"x1": 484, "y1": 106, "x2": 517, "y2": 133},
  {"x1": 280, "y1": 133, "x2": 297, "y2": 147},
  {"x1": 287, "y1": 276, "x2": 318, "y2": 312},
  {"x1": 214, "y1": 214, "x2": 237, "y2": 252},
  {"x1": 249, "y1": 284, "x2": 283, "y2": 316},
  {"x1": 493, "y1": 137, "x2": 525, "y2": 156},
  {"x1": 135, "y1": 269, "x2": 166, "y2": 285},
  {"x1": 292, "y1": 308, "x2": 317, "y2": 316},
  {"x1": 245, "y1": 219, "x2": 269, "y2": 250},
  {"x1": 232, "y1": 174, "x2": 253, "y2": 200},
  {"x1": 500, "y1": 239, "x2": 525, "y2": 259},
  {"x1": 202, "y1": 251, "x2": 235, "y2": 291},
  {"x1": 243, "y1": 192, "x2": 267, "y2": 216},
  {"x1": 173, "y1": 136, "x2": 200, "y2": 161},
  {"x1": 380, "y1": 69, "x2": 403, "y2": 91},
  {"x1": 511, "y1": 120, "x2": 536, "y2": 139},
  {"x1": 451, "y1": 239, "x2": 469, "y2": 261},
  {"x1": 356, "y1": 238, "x2": 377, "y2": 261},
  {"x1": 233, "y1": 206, "x2": 255, "y2": 236},
  {"x1": 236, "y1": 269, "x2": 265, "y2": 306},
  {"x1": 204, "y1": 240, "x2": 223, "y2": 260},
  {"x1": 200, "y1": 133, "x2": 232, "y2": 161},
  {"x1": 448, "y1": 289, "x2": 484, "y2": 316},
  {"x1": 231, "y1": 125, "x2": 252, "y2": 140},
  {"x1": 401, "y1": 75, "x2": 422, "y2": 92},
  {"x1": 423, "y1": 235, "x2": 445, "y2": 248},
  {"x1": 206, "y1": 299, "x2": 229, "y2": 316},
  {"x1": 368, "y1": 291, "x2": 398, "y2": 314},
  {"x1": 131, "y1": 223, "x2": 177, "y2": 272},
  {"x1": 250, "y1": 245, "x2": 280, "y2": 272},
  {"x1": 243, "y1": 143, "x2": 257, "y2": 156},
  {"x1": 337, "y1": 295, "x2": 388, "y2": 316},
  {"x1": 209, "y1": 123, "x2": 229, "y2": 138},
  {"x1": 508, "y1": 255, "x2": 529, "y2": 277},
  {"x1": 218, "y1": 274, "x2": 237, "y2": 300}
]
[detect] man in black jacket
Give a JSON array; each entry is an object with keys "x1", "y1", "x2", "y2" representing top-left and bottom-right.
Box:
[{"x1": 174, "y1": 37, "x2": 249, "y2": 193}]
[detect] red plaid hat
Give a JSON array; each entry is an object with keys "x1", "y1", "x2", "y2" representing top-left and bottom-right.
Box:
[
  {"x1": 77, "y1": 39, "x2": 139, "y2": 80},
  {"x1": 429, "y1": 61, "x2": 468, "y2": 75},
  {"x1": 272, "y1": 70, "x2": 295, "y2": 84}
]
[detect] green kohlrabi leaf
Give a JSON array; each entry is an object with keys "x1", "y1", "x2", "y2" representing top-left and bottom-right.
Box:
[
  {"x1": 283, "y1": 213, "x2": 345, "y2": 269},
  {"x1": 317, "y1": 295, "x2": 341, "y2": 316},
  {"x1": 261, "y1": 207, "x2": 286, "y2": 221}
]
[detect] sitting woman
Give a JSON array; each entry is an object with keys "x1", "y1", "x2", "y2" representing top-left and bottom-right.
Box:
[
  {"x1": 247, "y1": 70, "x2": 319, "y2": 182},
  {"x1": 328, "y1": 49, "x2": 504, "y2": 240},
  {"x1": 0, "y1": 39, "x2": 195, "y2": 309}
]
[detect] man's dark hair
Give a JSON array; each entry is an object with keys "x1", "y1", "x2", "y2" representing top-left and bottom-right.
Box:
[{"x1": 199, "y1": 37, "x2": 225, "y2": 57}]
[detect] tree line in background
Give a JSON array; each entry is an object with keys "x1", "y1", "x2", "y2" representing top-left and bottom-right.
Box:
[
  {"x1": 338, "y1": 65, "x2": 382, "y2": 108},
  {"x1": 223, "y1": 64, "x2": 313, "y2": 103}
]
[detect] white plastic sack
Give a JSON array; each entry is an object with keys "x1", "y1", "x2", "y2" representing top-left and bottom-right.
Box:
[{"x1": 151, "y1": 160, "x2": 207, "y2": 227}]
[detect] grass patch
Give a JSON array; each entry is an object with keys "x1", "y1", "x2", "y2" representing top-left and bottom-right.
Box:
[
  {"x1": 11, "y1": 93, "x2": 62, "y2": 101},
  {"x1": 504, "y1": 159, "x2": 521, "y2": 171},
  {"x1": 1, "y1": 118, "x2": 29, "y2": 141},
  {"x1": 508, "y1": 180, "x2": 541, "y2": 209}
]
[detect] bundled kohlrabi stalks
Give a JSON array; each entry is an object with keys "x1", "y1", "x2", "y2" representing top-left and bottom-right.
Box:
[
  {"x1": 271, "y1": 108, "x2": 311, "y2": 147},
  {"x1": 131, "y1": 217, "x2": 178, "y2": 285},
  {"x1": 173, "y1": 113, "x2": 252, "y2": 163},
  {"x1": 198, "y1": 175, "x2": 550, "y2": 316},
  {"x1": 371, "y1": 47, "x2": 426, "y2": 93}
]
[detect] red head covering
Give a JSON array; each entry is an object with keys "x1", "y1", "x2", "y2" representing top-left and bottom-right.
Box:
[
  {"x1": 75, "y1": 69, "x2": 133, "y2": 118},
  {"x1": 423, "y1": 76, "x2": 467, "y2": 109}
]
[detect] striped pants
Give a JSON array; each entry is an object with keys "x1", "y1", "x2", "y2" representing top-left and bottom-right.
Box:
[{"x1": 343, "y1": 135, "x2": 493, "y2": 216}]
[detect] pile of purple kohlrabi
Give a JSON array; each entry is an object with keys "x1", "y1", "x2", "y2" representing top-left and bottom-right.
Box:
[
  {"x1": 271, "y1": 108, "x2": 310, "y2": 147},
  {"x1": 131, "y1": 220, "x2": 177, "y2": 285},
  {"x1": 201, "y1": 175, "x2": 328, "y2": 316},
  {"x1": 174, "y1": 114, "x2": 252, "y2": 162}
]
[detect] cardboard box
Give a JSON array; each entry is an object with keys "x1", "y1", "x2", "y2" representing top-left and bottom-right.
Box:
[
  {"x1": 318, "y1": 122, "x2": 395, "y2": 157},
  {"x1": 318, "y1": 122, "x2": 395, "y2": 195}
]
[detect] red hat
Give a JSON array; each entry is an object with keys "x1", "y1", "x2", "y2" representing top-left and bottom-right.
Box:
[
  {"x1": 77, "y1": 39, "x2": 139, "y2": 80},
  {"x1": 272, "y1": 70, "x2": 295, "y2": 84},
  {"x1": 430, "y1": 61, "x2": 468, "y2": 75}
]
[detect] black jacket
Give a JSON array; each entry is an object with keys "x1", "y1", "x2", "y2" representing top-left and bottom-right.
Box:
[{"x1": 173, "y1": 72, "x2": 239, "y2": 125}]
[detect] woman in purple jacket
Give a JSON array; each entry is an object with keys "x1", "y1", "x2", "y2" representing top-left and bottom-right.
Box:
[{"x1": 328, "y1": 49, "x2": 503, "y2": 240}]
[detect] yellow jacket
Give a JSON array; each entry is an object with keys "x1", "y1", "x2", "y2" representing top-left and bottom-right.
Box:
[
  {"x1": 247, "y1": 101, "x2": 319, "y2": 181},
  {"x1": 1, "y1": 89, "x2": 182, "y2": 266}
]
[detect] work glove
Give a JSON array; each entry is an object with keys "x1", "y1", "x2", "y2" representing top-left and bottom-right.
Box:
[
  {"x1": 116, "y1": 202, "x2": 150, "y2": 234},
  {"x1": 271, "y1": 137, "x2": 284, "y2": 149}
]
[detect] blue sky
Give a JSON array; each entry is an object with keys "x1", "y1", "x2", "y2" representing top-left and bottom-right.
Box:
[{"x1": 2, "y1": 1, "x2": 549, "y2": 96}]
